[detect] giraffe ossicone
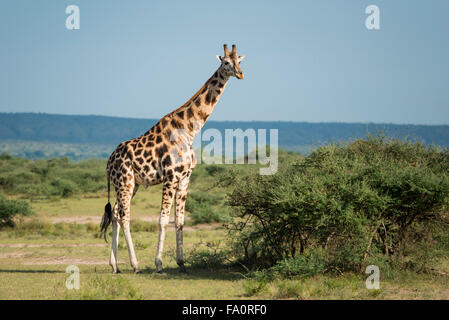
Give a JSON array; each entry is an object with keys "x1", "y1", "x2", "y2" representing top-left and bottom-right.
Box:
[{"x1": 100, "y1": 44, "x2": 245, "y2": 274}]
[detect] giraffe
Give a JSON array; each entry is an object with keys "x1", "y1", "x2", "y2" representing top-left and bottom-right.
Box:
[{"x1": 100, "y1": 44, "x2": 245, "y2": 274}]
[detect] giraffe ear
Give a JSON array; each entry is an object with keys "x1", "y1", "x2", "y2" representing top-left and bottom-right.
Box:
[
  {"x1": 238, "y1": 55, "x2": 246, "y2": 63},
  {"x1": 216, "y1": 55, "x2": 223, "y2": 62}
]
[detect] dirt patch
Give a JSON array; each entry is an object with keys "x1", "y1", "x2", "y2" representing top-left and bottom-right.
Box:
[
  {"x1": 0, "y1": 243, "x2": 111, "y2": 265},
  {"x1": 23, "y1": 257, "x2": 112, "y2": 265},
  {"x1": 49, "y1": 215, "x2": 182, "y2": 224},
  {"x1": 47, "y1": 215, "x2": 217, "y2": 231},
  {"x1": 50, "y1": 216, "x2": 102, "y2": 224},
  {"x1": 0, "y1": 243, "x2": 107, "y2": 248},
  {"x1": 0, "y1": 252, "x2": 28, "y2": 259}
]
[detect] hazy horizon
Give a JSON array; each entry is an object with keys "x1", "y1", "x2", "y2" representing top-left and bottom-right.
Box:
[{"x1": 2, "y1": 111, "x2": 449, "y2": 127}]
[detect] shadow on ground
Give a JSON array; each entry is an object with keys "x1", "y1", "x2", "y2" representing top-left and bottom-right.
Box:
[
  {"x1": 0, "y1": 269, "x2": 63, "y2": 274},
  {"x1": 127, "y1": 266, "x2": 245, "y2": 281},
  {"x1": 0, "y1": 265, "x2": 244, "y2": 280}
]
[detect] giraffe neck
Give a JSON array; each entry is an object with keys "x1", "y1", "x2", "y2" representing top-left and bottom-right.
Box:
[{"x1": 171, "y1": 66, "x2": 230, "y2": 139}]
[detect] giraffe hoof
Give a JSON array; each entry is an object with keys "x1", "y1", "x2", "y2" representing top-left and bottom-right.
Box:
[
  {"x1": 112, "y1": 269, "x2": 121, "y2": 274},
  {"x1": 156, "y1": 269, "x2": 163, "y2": 274},
  {"x1": 134, "y1": 269, "x2": 142, "y2": 274}
]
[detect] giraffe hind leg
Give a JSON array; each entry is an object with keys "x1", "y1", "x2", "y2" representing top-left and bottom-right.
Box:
[{"x1": 114, "y1": 184, "x2": 141, "y2": 273}]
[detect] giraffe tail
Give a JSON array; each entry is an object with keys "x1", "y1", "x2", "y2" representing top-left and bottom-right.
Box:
[
  {"x1": 100, "y1": 174, "x2": 112, "y2": 243},
  {"x1": 100, "y1": 202, "x2": 112, "y2": 243}
]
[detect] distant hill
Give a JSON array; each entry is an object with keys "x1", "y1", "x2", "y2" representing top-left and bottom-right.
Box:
[{"x1": 0, "y1": 113, "x2": 448, "y2": 159}]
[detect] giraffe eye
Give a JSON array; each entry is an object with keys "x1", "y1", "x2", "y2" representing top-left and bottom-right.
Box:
[{"x1": 224, "y1": 61, "x2": 229, "y2": 65}]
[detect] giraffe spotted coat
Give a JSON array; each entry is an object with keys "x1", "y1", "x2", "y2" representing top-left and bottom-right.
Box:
[{"x1": 101, "y1": 44, "x2": 245, "y2": 274}]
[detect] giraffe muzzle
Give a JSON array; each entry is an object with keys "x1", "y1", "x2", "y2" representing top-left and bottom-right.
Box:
[{"x1": 236, "y1": 72, "x2": 244, "y2": 79}]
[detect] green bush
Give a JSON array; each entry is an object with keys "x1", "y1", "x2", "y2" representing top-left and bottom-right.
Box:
[
  {"x1": 0, "y1": 156, "x2": 107, "y2": 198},
  {"x1": 0, "y1": 193, "x2": 34, "y2": 227},
  {"x1": 205, "y1": 164, "x2": 227, "y2": 177},
  {"x1": 0, "y1": 152, "x2": 12, "y2": 160},
  {"x1": 184, "y1": 241, "x2": 230, "y2": 269},
  {"x1": 225, "y1": 137, "x2": 449, "y2": 272},
  {"x1": 273, "y1": 280, "x2": 307, "y2": 299},
  {"x1": 186, "y1": 192, "x2": 229, "y2": 224},
  {"x1": 268, "y1": 251, "x2": 326, "y2": 278},
  {"x1": 49, "y1": 178, "x2": 79, "y2": 197},
  {"x1": 243, "y1": 279, "x2": 268, "y2": 297}
]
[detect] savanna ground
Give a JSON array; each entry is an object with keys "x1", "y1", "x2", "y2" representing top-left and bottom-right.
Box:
[
  {"x1": 2, "y1": 192, "x2": 449, "y2": 300},
  {"x1": 1, "y1": 139, "x2": 449, "y2": 300}
]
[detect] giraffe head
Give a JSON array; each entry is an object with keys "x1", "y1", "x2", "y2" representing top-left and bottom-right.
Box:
[{"x1": 216, "y1": 44, "x2": 245, "y2": 79}]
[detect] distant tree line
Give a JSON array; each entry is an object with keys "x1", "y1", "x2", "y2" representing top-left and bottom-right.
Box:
[{"x1": 1, "y1": 113, "x2": 448, "y2": 154}]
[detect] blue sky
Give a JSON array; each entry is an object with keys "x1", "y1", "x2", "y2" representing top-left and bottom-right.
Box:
[{"x1": 0, "y1": 0, "x2": 448, "y2": 124}]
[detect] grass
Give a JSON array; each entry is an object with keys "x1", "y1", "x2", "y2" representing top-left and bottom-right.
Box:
[
  {"x1": 242, "y1": 271, "x2": 449, "y2": 299},
  {"x1": 66, "y1": 274, "x2": 145, "y2": 300},
  {"x1": 0, "y1": 201, "x2": 448, "y2": 299},
  {"x1": 0, "y1": 227, "x2": 246, "y2": 299},
  {"x1": 23, "y1": 186, "x2": 164, "y2": 220},
  {"x1": 1, "y1": 201, "x2": 449, "y2": 300},
  {"x1": 0, "y1": 191, "x2": 244, "y2": 299}
]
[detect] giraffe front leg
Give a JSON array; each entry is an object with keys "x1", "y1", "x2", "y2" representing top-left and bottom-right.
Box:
[
  {"x1": 155, "y1": 180, "x2": 176, "y2": 273},
  {"x1": 175, "y1": 175, "x2": 190, "y2": 273},
  {"x1": 109, "y1": 216, "x2": 121, "y2": 274}
]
